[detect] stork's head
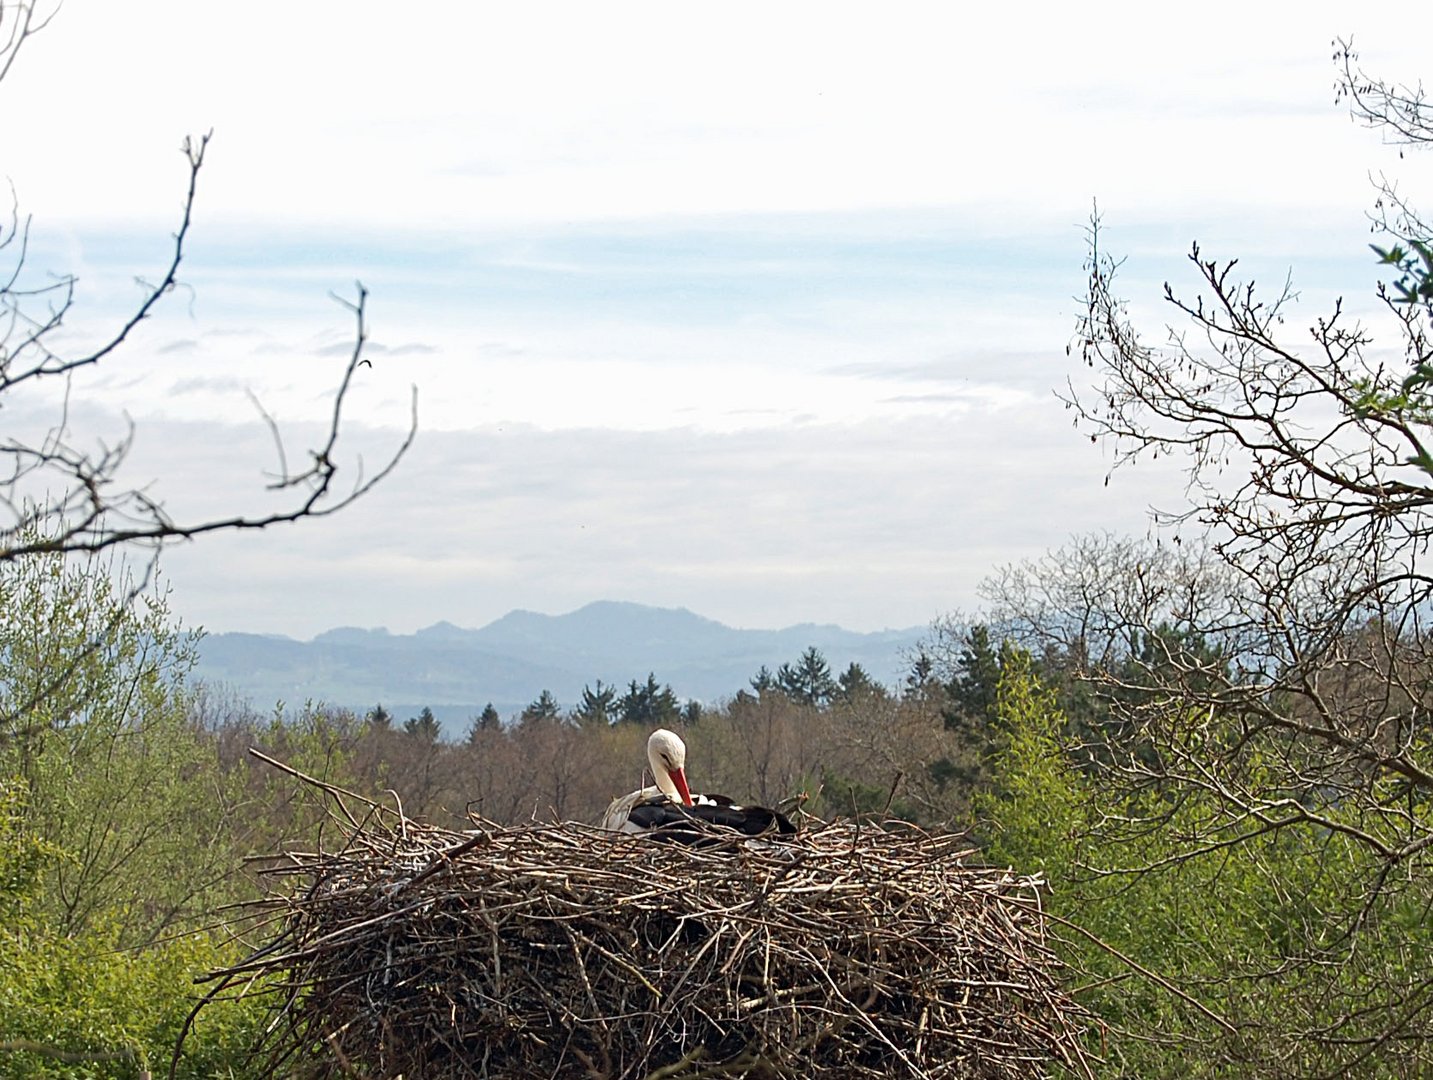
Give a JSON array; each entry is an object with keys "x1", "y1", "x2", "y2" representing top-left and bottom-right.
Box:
[{"x1": 647, "y1": 728, "x2": 693, "y2": 806}]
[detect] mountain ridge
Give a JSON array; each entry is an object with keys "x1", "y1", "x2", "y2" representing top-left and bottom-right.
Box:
[{"x1": 193, "y1": 600, "x2": 928, "y2": 736}]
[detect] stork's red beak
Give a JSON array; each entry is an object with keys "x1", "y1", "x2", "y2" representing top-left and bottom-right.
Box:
[{"x1": 669, "y1": 767, "x2": 693, "y2": 807}]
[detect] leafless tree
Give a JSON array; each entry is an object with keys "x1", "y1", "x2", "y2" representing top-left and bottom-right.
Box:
[
  {"x1": 1050, "y1": 39, "x2": 1433, "y2": 1074},
  {"x1": 0, "y1": 2, "x2": 416, "y2": 569}
]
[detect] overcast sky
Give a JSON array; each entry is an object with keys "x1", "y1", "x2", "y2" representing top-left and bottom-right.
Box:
[{"x1": 5, "y1": 1, "x2": 1433, "y2": 639}]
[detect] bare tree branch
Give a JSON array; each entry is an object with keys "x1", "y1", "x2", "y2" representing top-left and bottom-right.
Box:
[
  {"x1": 0, "y1": 134, "x2": 418, "y2": 564},
  {"x1": 0, "y1": 1, "x2": 57, "y2": 84}
]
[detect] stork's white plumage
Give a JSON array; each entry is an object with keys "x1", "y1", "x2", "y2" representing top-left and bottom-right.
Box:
[
  {"x1": 599, "y1": 728, "x2": 795, "y2": 839},
  {"x1": 600, "y1": 728, "x2": 693, "y2": 832}
]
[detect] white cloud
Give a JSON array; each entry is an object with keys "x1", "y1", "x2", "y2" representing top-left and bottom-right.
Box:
[
  {"x1": 146, "y1": 408, "x2": 1182, "y2": 639},
  {"x1": 8, "y1": 2, "x2": 1431, "y2": 231},
  {"x1": 5, "y1": 0, "x2": 1430, "y2": 640}
]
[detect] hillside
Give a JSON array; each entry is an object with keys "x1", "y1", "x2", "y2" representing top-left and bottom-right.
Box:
[{"x1": 192, "y1": 600, "x2": 926, "y2": 733}]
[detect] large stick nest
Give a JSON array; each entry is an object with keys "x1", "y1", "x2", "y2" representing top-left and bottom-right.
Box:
[{"x1": 191, "y1": 766, "x2": 1097, "y2": 1079}]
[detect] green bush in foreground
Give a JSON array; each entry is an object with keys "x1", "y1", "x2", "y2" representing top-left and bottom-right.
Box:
[
  {"x1": 0, "y1": 778, "x2": 268, "y2": 1079},
  {"x1": 0, "y1": 919, "x2": 268, "y2": 1079},
  {"x1": 980, "y1": 655, "x2": 1433, "y2": 1077}
]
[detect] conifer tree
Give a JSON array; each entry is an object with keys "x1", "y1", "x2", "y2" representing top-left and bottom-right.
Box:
[
  {"x1": 466, "y1": 703, "x2": 502, "y2": 741},
  {"x1": 573, "y1": 681, "x2": 618, "y2": 727},
  {"x1": 836, "y1": 661, "x2": 883, "y2": 703},
  {"x1": 404, "y1": 706, "x2": 441, "y2": 741},
  {"x1": 776, "y1": 647, "x2": 837, "y2": 707},
  {"x1": 617, "y1": 674, "x2": 680, "y2": 727},
  {"x1": 519, "y1": 690, "x2": 562, "y2": 727}
]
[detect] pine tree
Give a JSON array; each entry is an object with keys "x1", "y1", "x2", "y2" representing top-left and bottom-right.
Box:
[
  {"x1": 519, "y1": 690, "x2": 561, "y2": 727},
  {"x1": 903, "y1": 650, "x2": 938, "y2": 702},
  {"x1": 776, "y1": 646, "x2": 837, "y2": 707},
  {"x1": 573, "y1": 680, "x2": 618, "y2": 727},
  {"x1": 405, "y1": 706, "x2": 441, "y2": 741},
  {"x1": 617, "y1": 674, "x2": 680, "y2": 727},
  {"x1": 836, "y1": 661, "x2": 883, "y2": 703},
  {"x1": 942, "y1": 625, "x2": 1003, "y2": 730},
  {"x1": 466, "y1": 703, "x2": 502, "y2": 742}
]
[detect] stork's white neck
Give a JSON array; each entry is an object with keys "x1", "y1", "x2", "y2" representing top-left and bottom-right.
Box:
[{"x1": 646, "y1": 728, "x2": 686, "y2": 799}]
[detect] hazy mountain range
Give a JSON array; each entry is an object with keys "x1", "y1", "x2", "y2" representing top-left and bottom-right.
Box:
[{"x1": 193, "y1": 601, "x2": 928, "y2": 736}]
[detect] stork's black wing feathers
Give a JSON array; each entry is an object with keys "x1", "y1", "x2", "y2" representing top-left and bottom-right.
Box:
[
  {"x1": 625, "y1": 794, "x2": 795, "y2": 843},
  {"x1": 624, "y1": 797, "x2": 698, "y2": 834},
  {"x1": 689, "y1": 801, "x2": 795, "y2": 835}
]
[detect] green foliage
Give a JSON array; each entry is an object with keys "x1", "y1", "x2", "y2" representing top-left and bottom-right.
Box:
[
  {"x1": 0, "y1": 778, "x2": 61, "y2": 920},
  {"x1": 834, "y1": 661, "x2": 883, "y2": 704},
  {"x1": 775, "y1": 647, "x2": 836, "y2": 708},
  {"x1": 0, "y1": 548, "x2": 234, "y2": 946},
  {"x1": 404, "y1": 706, "x2": 440, "y2": 741},
  {"x1": 467, "y1": 702, "x2": 502, "y2": 739},
  {"x1": 816, "y1": 769, "x2": 890, "y2": 817},
  {"x1": 979, "y1": 657, "x2": 1243, "y2": 1070},
  {"x1": 918, "y1": 625, "x2": 1020, "y2": 813},
  {"x1": 617, "y1": 674, "x2": 680, "y2": 727},
  {"x1": 1, "y1": 742, "x2": 263, "y2": 1078},
  {"x1": 979, "y1": 654, "x2": 1433, "y2": 1076},
  {"x1": 234, "y1": 703, "x2": 364, "y2": 858},
  {"x1": 1372, "y1": 239, "x2": 1433, "y2": 321},
  {"x1": 1352, "y1": 241, "x2": 1433, "y2": 467},
  {"x1": 940, "y1": 624, "x2": 1004, "y2": 730},
  {"x1": 749, "y1": 665, "x2": 776, "y2": 695},
  {"x1": 0, "y1": 916, "x2": 268, "y2": 1079},
  {"x1": 976, "y1": 653, "x2": 1085, "y2": 881},
  {"x1": 902, "y1": 650, "x2": 938, "y2": 701},
  {"x1": 519, "y1": 689, "x2": 562, "y2": 727},
  {"x1": 572, "y1": 681, "x2": 618, "y2": 727},
  {"x1": 0, "y1": 546, "x2": 279, "y2": 1077}
]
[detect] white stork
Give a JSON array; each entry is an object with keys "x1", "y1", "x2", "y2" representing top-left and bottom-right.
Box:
[{"x1": 599, "y1": 728, "x2": 794, "y2": 839}]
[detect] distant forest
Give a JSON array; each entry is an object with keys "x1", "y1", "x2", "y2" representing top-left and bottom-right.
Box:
[{"x1": 220, "y1": 636, "x2": 993, "y2": 831}]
